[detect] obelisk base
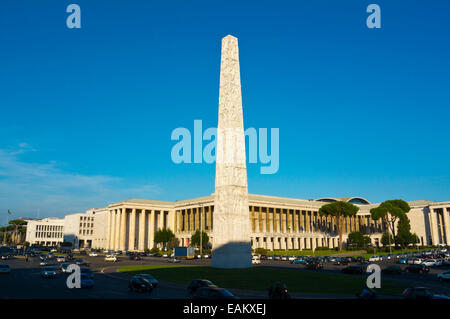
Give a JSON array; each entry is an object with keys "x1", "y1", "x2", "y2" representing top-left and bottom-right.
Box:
[{"x1": 211, "y1": 242, "x2": 252, "y2": 269}]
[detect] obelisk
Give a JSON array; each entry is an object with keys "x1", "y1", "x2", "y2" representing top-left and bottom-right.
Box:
[{"x1": 211, "y1": 35, "x2": 252, "y2": 268}]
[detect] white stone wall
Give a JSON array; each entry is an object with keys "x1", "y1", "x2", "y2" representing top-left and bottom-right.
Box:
[{"x1": 25, "y1": 218, "x2": 64, "y2": 246}]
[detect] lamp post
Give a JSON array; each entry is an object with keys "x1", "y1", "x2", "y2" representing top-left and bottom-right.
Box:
[{"x1": 199, "y1": 203, "x2": 203, "y2": 257}]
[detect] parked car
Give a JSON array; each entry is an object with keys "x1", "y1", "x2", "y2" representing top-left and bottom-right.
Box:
[
  {"x1": 89, "y1": 252, "x2": 98, "y2": 257},
  {"x1": 41, "y1": 266, "x2": 57, "y2": 278},
  {"x1": 56, "y1": 256, "x2": 66, "y2": 263},
  {"x1": 397, "y1": 257, "x2": 408, "y2": 264},
  {"x1": 105, "y1": 255, "x2": 117, "y2": 262},
  {"x1": 368, "y1": 256, "x2": 380, "y2": 262},
  {"x1": 1, "y1": 255, "x2": 9, "y2": 260},
  {"x1": 187, "y1": 279, "x2": 217, "y2": 296},
  {"x1": 128, "y1": 275, "x2": 154, "y2": 293},
  {"x1": 341, "y1": 265, "x2": 364, "y2": 275},
  {"x1": 305, "y1": 261, "x2": 323, "y2": 270},
  {"x1": 0, "y1": 264, "x2": 11, "y2": 274},
  {"x1": 382, "y1": 265, "x2": 402, "y2": 275},
  {"x1": 252, "y1": 258, "x2": 261, "y2": 265},
  {"x1": 437, "y1": 271, "x2": 450, "y2": 282},
  {"x1": 60, "y1": 263, "x2": 70, "y2": 273},
  {"x1": 193, "y1": 287, "x2": 238, "y2": 299},
  {"x1": 39, "y1": 260, "x2": 48, "y2": 266},
  {"x1": 135, "y1": 274, "x2": 159, "y2": 287},
  {"x1": 405, "y1": 264, "x2": 430, "y2": 274},
  {"x1": 167, "y1": 257, "x2": 180, "y2": 263},
  {"x1": 288, "y1": 256, "x2": 296, "y2": 261},
  {"x1": 291, "y1": 258, "x2": 306, "y2": 264},
  {"x1": 129, "y1": 254, "x2": 142, "y2": 261},
  {"x1": 401, "y1": 287, "x2": 447, "y2": 299}
]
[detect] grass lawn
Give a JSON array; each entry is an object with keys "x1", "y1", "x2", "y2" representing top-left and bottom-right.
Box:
[
  {"x1": 266, "y1": 250, "x2": 339, "y2": 257},
  {"x1": 118, "y1": 265, "x2": 408, "y2": 295}
]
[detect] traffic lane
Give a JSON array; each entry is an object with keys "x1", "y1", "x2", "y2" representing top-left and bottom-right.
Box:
[{"x1": 258, "y1": 259, "x2": 450, "y2": 294}]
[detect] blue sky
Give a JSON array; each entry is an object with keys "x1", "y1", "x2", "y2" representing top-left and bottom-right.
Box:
[{"x1": 0, "y1": 0, "x2": 449, "y2": 219}]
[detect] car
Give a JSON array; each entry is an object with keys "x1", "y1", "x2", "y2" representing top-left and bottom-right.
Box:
[
  {"x1": 368, "y1": 256, "x2": 380, "y2": 262},
  {"x1": 333, "y1": 257, "x2": 348, "y2": 266},
  {"x1": 187, "y1": 279, "x2": 217, "y2": 296},
  {"x1": 341, "y1": 265, "x2": 364, "y2": 275},
  {"x1": 288, "y1": 256, "x2": 296, "y2": 261},
  {"x1": 80, "y1": 274, "x2": 94, "y2": 288},
  {"x1": 273, "y1": 255, "x2": 281, "y2": 260},
  {"x1": 193, "y1": 287, "x2": 238, "y2": 299},
  {"x1": 398, "y1": 257, "x2": 408, "y2": 264},
  {"x1": 260, "y1": 255, "x2": 267, "y2": 260},
  {"x1": 128, "y1": 275, "x2": 154, "y2": 293},
  {"x1": 382, "y1": 265, "x2": 402, "y2": 275},
  {"x1": 401, "y1": 287, "x2": 446, "y2": 300},
  {"x1": 0, "y1": 255, "x2": 9, "y2": 260},
  {"x1": 40, "y1": 260, "x2": 48, "y2": 266},
  {"x1": 129, "y1": 254, "x2": 142, "y2": 261},
  {"x1": 41, "y1": 266, "x2": 57, "y2": 278},
  {"x1": 105, "y1": 255, "x2": 117, "y2": 262},
  {"x1": 203, "y1": 254, "x2": 210, "y2": 259},
  {"x1": 405, "y1": 264, "x2": 430, "y2": 274},
  {"x1": 408, "y1": 258, "x2": 423, "y2": 265},
  {"x1": 291, "y1": 258, "x2": 306, "y2": 264},
  {"x1": 356, "y1": 256, "x2": 365, "y2": 263},
  {"x1": 80, "y1": 267, "x2": 94, "y2": 279},
  {"x1": 135, "y1": 274, "x2": 159, "y2": 287},
  {"x1": 56, "y1": 256, "x2": 66, "y2": 263},
  {"x1": 0, "y1": 264, "x2": 11, "y2": 274},
  {"x1": 162, "y1": 253, "x2": 169, "y2": 258},
  {"x1": 66, "y1": 254, "x2": 75, "y2": 261},
  {"x1": 281, "y1": 255, "x2": 288, "y2": 261},
  {"x1": 167, "y1": 257, "x2": 180, "y2": 263},
  {"x1": 267, "y1": 255, "x2": 273, "y2": 260},
  {"x1": 305, "y1": 261, "x2": 323, "y2": 270},
  {"x1": 102, "y1": 250, "x2": 109, "y2": 254},
  {"x1": 60, "y1": 262, "x2": 71, "y2": 273},
  {"x1": 252, "y1": 258, "x2": 261, "y2": 264},
  {"x1": 437, "y1": 271, "x2": 450, "y2": 282},
  {"x1": 89, "y1": 252, "x2": 98, "y2": 257}
]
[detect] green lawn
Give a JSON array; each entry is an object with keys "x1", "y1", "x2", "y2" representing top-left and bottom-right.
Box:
[
  {"x1": 118, "y1": 265, "x2": 407, "y2": 295},
  {"x1": 266, "y1": 250, "x2": 339, "y2": 257}
]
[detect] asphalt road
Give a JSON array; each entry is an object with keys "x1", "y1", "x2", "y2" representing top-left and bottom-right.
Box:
[{"x1": 1, "y1": 254, "x2": 449, "y2": 299}]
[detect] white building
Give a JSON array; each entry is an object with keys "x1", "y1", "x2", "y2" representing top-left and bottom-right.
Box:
[{"x1": 25, "y1": 217, "x2": 65, "y2": 246}]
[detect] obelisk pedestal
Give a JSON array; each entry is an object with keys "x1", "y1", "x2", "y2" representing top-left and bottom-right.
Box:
[{"x1": 211, "y1": 35, "x2": 252, "y2": 269}]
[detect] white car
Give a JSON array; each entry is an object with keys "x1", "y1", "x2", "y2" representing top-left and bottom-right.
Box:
[
  {"x1": 57, "y1": 256, "x2": 66, "y2": 263},
  {"x1": 438, "y1": 271, "x2": 450, "y2": 281},
  {"x1": 288, "y1": 256, "x2": 296, "y2": 261},
  {"x1": 252, "y1": 258, "x2": 261, "y2": 264},
  {"x1": 89, "y1": 252, "x2": 98, "y2": 257},
  {"x1": 105, "y1": 255, "x2": 117, "y2": 262},
  {"x1": 203, "y1": 254, "x2": 209, "y2": 259},
  {"x1": 0, "y1": 264, "x2": 11, "y2": 274},
  {"x1": 422, "y1": 259, "x2": 438, "y2": 267},
  {"x1": 369, "y1": 256, "x2": 380, "y2": 262}
]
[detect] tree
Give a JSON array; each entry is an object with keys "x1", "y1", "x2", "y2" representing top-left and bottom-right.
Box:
[
  {"x1": 154, "y1": 228, "x2": 175, "y2": 248},
  {"x1": 370, "y1": 199, "x2": 410, "y2": 246},
  {"x1": 190, "y1": 230, "x2": 209, "y2": 249},
  {"x1": 396, "y1": 215, "x2": 414, "y2": 248},
  {"x1": 167, "y1": 237, "x2": 180, "y2": 250},
  {"x1": 318, "y1": 201, "x2": 359, "y2": 251},
  {"x1": 347, "y1": 231, "x2": 371, "y2": 248},
  {"x1": 381, "y1": 232, "x2": 394, "y2": 247}
]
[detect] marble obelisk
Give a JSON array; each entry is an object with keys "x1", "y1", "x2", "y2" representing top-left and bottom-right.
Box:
[{"x1": 211, "y1": 35, "x2": 252, "y2": 268}]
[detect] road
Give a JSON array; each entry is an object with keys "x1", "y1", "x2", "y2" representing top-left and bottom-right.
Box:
[{"x1": 1, "y1": 254, "x2": 449, "y2": 298}]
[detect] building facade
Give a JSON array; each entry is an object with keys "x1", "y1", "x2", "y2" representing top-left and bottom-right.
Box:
[
  {"x1": 102, "y1": 194, "x2": 450, "y2": 252},
  {"x1": 25, "y1": 217, "x2": 65, "y2": 246}
]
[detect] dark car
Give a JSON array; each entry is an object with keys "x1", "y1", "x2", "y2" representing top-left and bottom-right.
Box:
[
  {"x1": 402, "y1": 287, "x2": 436, "y2": 299},
  {"x1": 193, "y1": 287, "x2": 238, "y2": 299},
  {"x1": 129, "y1": 254, "x2": 142, "y2": 261},
  {"x1": 382, "y1": 265, "x2": 402, "y2": 275},
  {"x1": 187, "y1": 279, "x2": 217, "y2": 296},
  {"x1": 405, "y1": 264, "x2": 430, "y2": 274},
  {"x1": 305, "y1": 261, "x2": 323, "y2": 270},
  {"x1": 341, "y1": 265, "x2": 364, "y2": 275},
  {"x1": 260, "y1": 255, "x2": 267, "y2": 260},
  {"x1": 356, "y1": 256, "x2": 365, "y2": 263},
  {"x1": 333, "y1": 258, "x2": 348, "y2": 266},
  {"x1": 80, "y1": 267, "x2": 94, "y2": 279},
  {"x1": 66, "y1": 254, "x2": 75, "y2": 261},
  {"x1": 128, "y1": 275, "x2": 154, "y2": 293}
]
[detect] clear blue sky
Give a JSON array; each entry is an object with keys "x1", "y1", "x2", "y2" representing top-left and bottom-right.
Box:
[{"x1": 0, "y1": 0, "x2": 449, "y2": 219}]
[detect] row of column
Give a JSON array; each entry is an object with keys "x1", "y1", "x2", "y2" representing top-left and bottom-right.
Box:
[
  {"x1": 251, "y1": 236, "x2": 340, "y2": 250},
  {"x1": 106, "y1": 208, "x2": 168, "y2": 251},
  {"x1": 429, "y1": 207, "x2": 450, "y2": 245},
  {"x1": 175, "y1": 206, "x2": 213, "y2": 233},
  {"x1": 249, "y1": 206, "x2": 378, "y2": 235}
]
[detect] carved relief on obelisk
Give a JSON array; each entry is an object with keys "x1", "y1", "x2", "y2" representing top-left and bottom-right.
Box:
[{"x1": 211, "y1": 35, "x2": 252, "y2": 268}]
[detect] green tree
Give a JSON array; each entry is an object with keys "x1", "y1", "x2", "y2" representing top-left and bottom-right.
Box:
[
  {"x1": 381, "y1": 232, "x2": 394, "y2": 247},
  {"x1": 167, "y1": 237, "x2": 180, "y2": 249},
  {"x1": 370, "y1": 199, "x2": 410, "y2": 245},
  {"x1": 396, "y1": 215, "x2": 414, "y2": 248},
  {"x1": 190, "y1": 230, "x2": 209, "y2": 249},
  {"x1": 254, "y1": 248, "x2": 268, "y2": 255},
  {"x1": 319, "y1": 201, "x2": 359, "y2": 251},
  {"x1": 347, "y1": 231, "x2": 370, "y2": 248},
  {"x1": 154, "y1": 228, "x2": 175, "y2": 248}
]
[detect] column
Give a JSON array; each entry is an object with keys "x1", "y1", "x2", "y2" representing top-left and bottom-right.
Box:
[
  {"x1": 429, "y1": 208, "x2": 438, "y2": 245},
  {"x1": 306, "y1": 211, "x2": 310, "y2": 233},
  {"x1": 114, "y1": 209, "x2": 120, "y2": 250},
  {"x1": 119, "y1": 208, "x2": 127, "y2": 251},
  {"x1": 147, "y1": 210, "x2": 154, "y2": 249},
  {"x1": 107, "y1": 210, "x2": 112, "y2": 250},
  {"x1": 442, "y1": 207, "x2": 450, "y2": 245},
  {"x1": 160, "y1": 211, "x2": 165, "y2": 230},
  {"x1": 129, "y1": 208, "x2": 136, "y2": 251},
  {"x1": 438, "y1": 210, "x2": 445, "y2": 244},
  {"x1": 138, "y1": 209, "x2": 146, "y2": 250}
]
